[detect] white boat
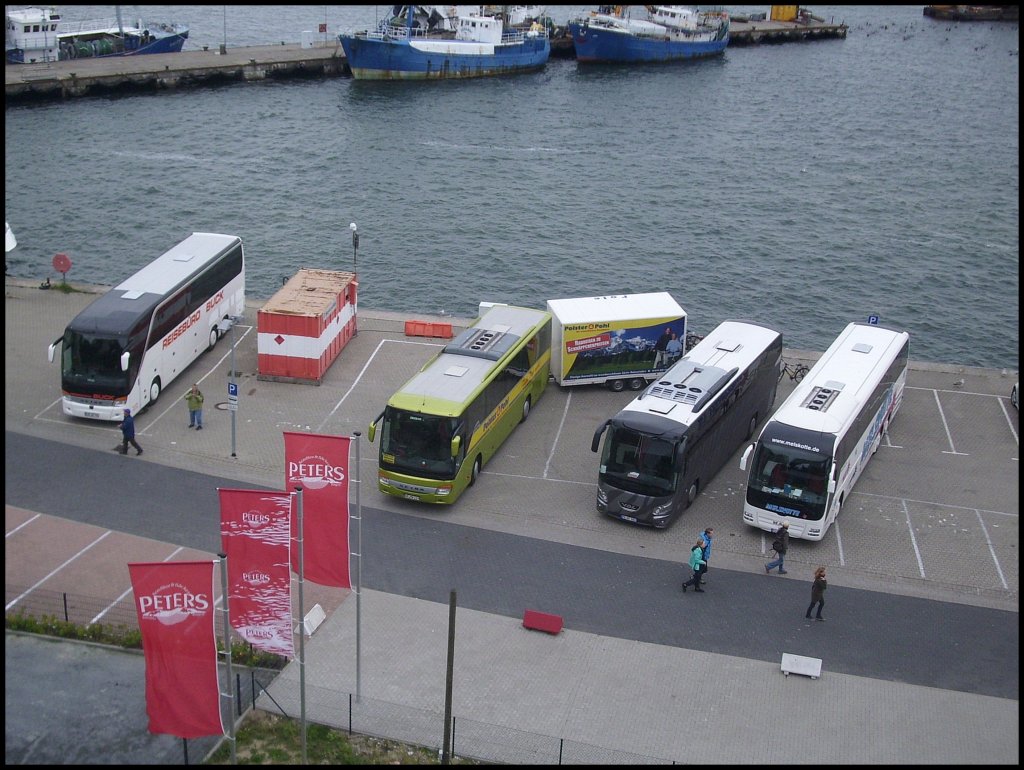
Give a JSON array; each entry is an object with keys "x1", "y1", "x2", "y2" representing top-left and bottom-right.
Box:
[{"x1": 5, "y1": 6, "x2": 189, "y2": 64}]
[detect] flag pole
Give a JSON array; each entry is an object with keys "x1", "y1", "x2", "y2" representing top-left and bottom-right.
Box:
[
  {"x1": 352, "y1": 431, "x2": 362, "y2": 701},
  {"x1": 217, "y1": 553, "x2": 237, "y2": 765},
  {"x1": 295, "y1": 487, "x2": 307, "y2": 765}
]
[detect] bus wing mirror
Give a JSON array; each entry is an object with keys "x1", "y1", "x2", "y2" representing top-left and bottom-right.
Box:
[
  {"x1": 739, "y1": 444, "x2": 753, "y2": 471},
  {"x1": 367, "y1": 410, "x2": 384, "y2": 443},
  {"x1": 827, "y1": 463, "x2": 838, "y2": 493},
  {"x1": 47, "y1": 339, "x2": 60, "y2": 363},
  {"x1": 591, "y1": 420, "x2": 609, "y2": 453},
  {"x1": 120, "y1": 351, "x2": 130, "y2": 372},
  {"x1": 450, "y1": 435, "x2": 461, "y2": 457}
]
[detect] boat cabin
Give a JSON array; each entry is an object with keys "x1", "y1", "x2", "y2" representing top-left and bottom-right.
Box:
[{"x1": 455, "y1": 14, "x2": 504, "y2": 43}]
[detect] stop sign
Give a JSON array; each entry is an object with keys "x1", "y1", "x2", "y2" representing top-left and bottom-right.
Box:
[{"x1": 52, "y1": 252, "x2": 72, "y2": 274}]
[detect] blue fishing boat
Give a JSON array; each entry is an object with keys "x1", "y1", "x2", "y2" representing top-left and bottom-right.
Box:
[
  {"x1": 569, "y1": 5, "x2": 729, "y2": 64},
  {"x1": 5, "y1": 6, "x2": 188, "y2": 64},
  {"x1": 339, "y1": 5, "x2": 550, "y2": 80}
]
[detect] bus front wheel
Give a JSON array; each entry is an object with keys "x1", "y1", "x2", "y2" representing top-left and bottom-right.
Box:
[
  {"x1": 608, "y1": 379, "x2": 625, "y2": 393},
  {"x1": 149, "y1": 378, "x2": 161, "y2": 405},
  {"x1": 686, "y1": 480, "x2": 699, "y2": 508},
  {"x1": 520, "y1": 397, "x2": 531, "y2": 423},
  {"x1": 209, "y1": 327, "x2": 219, "y2": 350},
  {"x1": 469, "y1": 457, "x2": 481, "y2": 487},
  {"x1": 746, "y1": 414, "x2": 758, "y2": 441}
]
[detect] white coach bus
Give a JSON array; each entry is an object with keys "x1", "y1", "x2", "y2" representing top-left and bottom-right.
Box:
[
  {"x1": 739, "y1": 322, "x2": 910, "y2": 541},
  {"x1": 47, "y1": 232, "x2": 245, "y2": 421}
]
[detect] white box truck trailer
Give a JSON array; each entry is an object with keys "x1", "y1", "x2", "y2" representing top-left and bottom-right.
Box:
[{"x1": 546, "y1": 293, "x2": 687, "y2": 392}]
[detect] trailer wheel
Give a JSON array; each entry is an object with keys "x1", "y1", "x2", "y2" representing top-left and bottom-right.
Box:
[
  {"x1": 628, "y1": 378, "x2": 645, "y2": 391},
  {"x1": 608, "y1": 379, "x2": 625, "y2": 393}
]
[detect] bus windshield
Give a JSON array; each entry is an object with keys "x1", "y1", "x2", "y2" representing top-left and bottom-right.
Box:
[
  {"x1": 746, "y1": 441, "x2": 831, "y2": 521},
  {"x1": 380, "y1": 407, "x2": 458, "y2": 478},
  {"x1": 598, "y1": 425, "x2": 677, "y2": 497},
  {"x1": 61, "y1": 331, "x2": 130, "y2": 393}
]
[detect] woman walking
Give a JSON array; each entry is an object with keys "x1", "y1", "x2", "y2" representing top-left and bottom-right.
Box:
[
  {"x1": 682, "y1": 539, "x2": 707, "y2": 593},
  {"x1": 806, "y1": 566, "x2": 827, "y2": 620}
]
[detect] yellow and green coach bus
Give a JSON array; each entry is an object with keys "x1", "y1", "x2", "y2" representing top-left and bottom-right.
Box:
[{"x1": 368, "y1": 304, "x2": 552, "y2": 504}]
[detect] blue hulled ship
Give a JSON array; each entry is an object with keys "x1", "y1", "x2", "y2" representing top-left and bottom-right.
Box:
[
  {"x1": 570, "y1": 5, "x2": 729, "y2": 64},
  {"x1": 339, "y1": 5, "x2": 550, "y2": 80}
]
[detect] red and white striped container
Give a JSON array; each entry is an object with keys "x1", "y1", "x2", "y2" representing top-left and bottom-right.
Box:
[{"x1": 257, "y1": 269, "x2": 357, "y2": 383}]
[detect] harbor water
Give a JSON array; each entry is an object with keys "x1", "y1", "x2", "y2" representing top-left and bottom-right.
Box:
[{"x1": 4, "y1": 5, "x2": 1019, "y2": 369}]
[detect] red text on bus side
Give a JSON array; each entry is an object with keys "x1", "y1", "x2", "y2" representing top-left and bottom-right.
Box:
[
  {"x1": 205, "y1": 290, "x2": 224, "y2": 312},
  {"x1": 163, "y1": 309, "x2": 202, "y2": 348}
]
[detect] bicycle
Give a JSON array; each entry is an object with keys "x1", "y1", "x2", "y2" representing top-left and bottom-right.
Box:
[{"x1": 779, "y1": 360, "x2": 809, "y2": 383}]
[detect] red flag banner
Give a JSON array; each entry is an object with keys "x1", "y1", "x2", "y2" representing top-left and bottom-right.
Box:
[
  {"x1": 283, "y1": 431, "x2": 352, "y2": 588},
  {"x1": 219, "y1": 488, "x2": 295, "y2": 657},
  {"x1": 128, "y1": 561, "x2": 224, "y2": 739}
]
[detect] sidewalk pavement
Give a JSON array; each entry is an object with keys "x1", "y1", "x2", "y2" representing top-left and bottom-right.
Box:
[{"x1": 260, "y1": 589, "x2": 1018, "y2": 764}]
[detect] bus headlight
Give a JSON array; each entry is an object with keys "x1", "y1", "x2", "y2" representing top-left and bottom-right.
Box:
[
  {"x1": 596, "y1": 489, "x2": 608, "y2": 507},
  {"x1": 651, "y1": 503, "x2": 672, "y2": 519},
  {"x1": 437, "y1": 485, "x2": 452, "y2": 497}
]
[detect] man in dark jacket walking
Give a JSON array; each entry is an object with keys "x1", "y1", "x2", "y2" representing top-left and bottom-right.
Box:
[
  {"x1": 765, "y1": 521, "x2": 790, "y2": 574},
  {"x1": 118, "y1": 408, "x2": 143, "y2": 456}
]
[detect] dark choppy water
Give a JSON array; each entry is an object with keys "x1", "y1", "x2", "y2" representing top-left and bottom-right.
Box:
[{"x1": 4, "y1": 6, "x2": 1019, "y2": 369}]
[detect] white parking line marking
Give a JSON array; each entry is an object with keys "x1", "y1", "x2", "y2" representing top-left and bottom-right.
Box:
[
  {"x1": 89, "y1": 545, "x2": 186, "y2": 626},
  {"x1": 544, "y1": 389, "x2": 572, "y2": 480},
  {"x1": 856, "y1": 491, "x2": 1017, "y2": 518},
  {"x1": 902, "y1": 499, "x2": 926, "y2": 578},
  {"x1": 932, "y1": 389, "x2": 968, "y2": 456},
  {"x1": 5, "y1": 513, "x2": 41, "y2": 537},
  {"x1": 5, "y1": 531, "x2": 112, "y2": 611},
  {"x1": 834, "y1": 520, "x2": 846, "y2": 566},
  {"x1": 318, "y1": 338, "x2": 441, "y2": 433},
  {"x1": 997, "y1": 398, "x2": 1018, "y2": 449},
  {"x1": 974, "y1": 509, "x2": 1009, "y2": 590}
]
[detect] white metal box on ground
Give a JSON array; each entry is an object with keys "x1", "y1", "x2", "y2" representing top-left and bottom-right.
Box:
[
  {"x1": 546, "y1": 293, "x2": 687, "y2": 391},
  {"x1": 257, "y1": 268, "x2": 357, "y2": 384}
]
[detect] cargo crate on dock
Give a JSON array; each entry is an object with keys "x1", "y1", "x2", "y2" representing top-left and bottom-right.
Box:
[{"x1": 257, "y1": 268, "x2": 357, "y2": 384}]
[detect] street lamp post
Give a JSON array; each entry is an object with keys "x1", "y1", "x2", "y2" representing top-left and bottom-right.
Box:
[
  {"x1": 228, "y1": 314, "x2": 243, "y2": 458},
  {"x1": 349, "y1": 222, "x2": 359, "y2": 277}
]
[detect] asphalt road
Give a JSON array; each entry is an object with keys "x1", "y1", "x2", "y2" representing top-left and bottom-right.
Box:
[{"x1": 6, "y1": 431, "x2": 1018, "y2": 701}]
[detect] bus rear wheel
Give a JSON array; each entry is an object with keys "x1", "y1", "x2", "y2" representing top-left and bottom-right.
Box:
[
  {"x1": 149, "y1": 378, "x2": 161, "y2": 405},
  {"x1": 608, "y1": 379, "x2": 625, "y2": 393}
]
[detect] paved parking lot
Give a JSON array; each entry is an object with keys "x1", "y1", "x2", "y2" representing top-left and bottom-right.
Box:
[{"x1": 4, "y1": 280, "x2": 1019, "y2": 609}]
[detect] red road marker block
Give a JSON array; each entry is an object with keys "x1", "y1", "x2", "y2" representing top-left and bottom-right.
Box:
[{"x1": 522, "y1": 609, "x2": 563, "y2": 635}]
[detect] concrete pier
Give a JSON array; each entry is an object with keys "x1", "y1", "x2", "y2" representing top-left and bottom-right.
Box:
[{"x1": 4, "y1": 42, "x2": 346, "y2": 102}]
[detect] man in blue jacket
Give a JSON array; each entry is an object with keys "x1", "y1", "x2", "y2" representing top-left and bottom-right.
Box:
[{"x1": 118, "y1": 408, "x2": 143, "y2": 456}]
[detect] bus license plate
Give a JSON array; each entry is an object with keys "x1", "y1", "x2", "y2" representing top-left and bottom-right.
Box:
[
  {"x1": 403, "y1": 493, "x2": 420, "y2": 501},
  {"x1": 619, "y1": 514, "x2": 637, "y2": 523},
  {"x1": 84, "y1": 412, "x2": 101, "y2": 418}
]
